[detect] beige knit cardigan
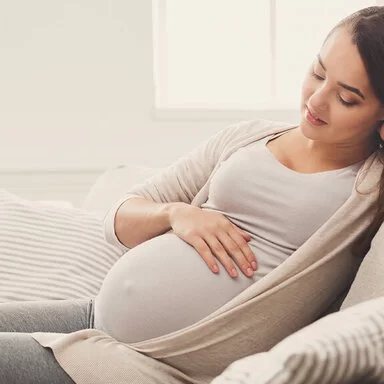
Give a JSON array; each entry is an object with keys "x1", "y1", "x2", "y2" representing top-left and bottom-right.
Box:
[{"x1": 32, "y1": 119, "x2": 383, "y2": 384}]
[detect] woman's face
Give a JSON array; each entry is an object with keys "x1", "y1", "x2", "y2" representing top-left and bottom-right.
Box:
[{"x1": 300, "y1": 26, "x2": 384, "y2": 147}]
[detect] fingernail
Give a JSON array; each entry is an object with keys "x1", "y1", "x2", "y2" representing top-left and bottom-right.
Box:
[
  {"x1": 231, "y1": 268, "x2": 238, "y2": 278},
  {"x1": 247, "y1": 267, "x2": 254, "y2": 276},
  {"x1": 212, "y1": 265, "x2": 219, "y2": 273},
  {"x1": 251, "y1": 261, "x2": 257, "y2": 270}
]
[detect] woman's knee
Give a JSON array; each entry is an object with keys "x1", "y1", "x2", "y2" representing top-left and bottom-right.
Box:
[{"x1": 0, "y1": 299, "x2": 93, "y2": 333}]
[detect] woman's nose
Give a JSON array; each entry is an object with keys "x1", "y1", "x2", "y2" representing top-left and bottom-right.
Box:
[{"x1": 308, "y1": 86, "x2": 329, "y2": 112}]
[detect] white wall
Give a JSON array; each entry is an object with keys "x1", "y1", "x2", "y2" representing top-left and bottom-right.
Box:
[{"x1": 0, "y1": 0, "x2": 299, "y2": 205}]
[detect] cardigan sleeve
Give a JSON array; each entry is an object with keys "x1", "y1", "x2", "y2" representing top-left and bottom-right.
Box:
[{"x1": 103, "y1": 122, "x2": 241, "y2": 249}]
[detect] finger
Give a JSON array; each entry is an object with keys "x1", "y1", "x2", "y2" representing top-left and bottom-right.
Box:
[
  {"x1": 203, "y1": 234, "x2": 239, "y2": 278},
  {"x1": 189, "y1": 236, "x2": 221, "y2": 274},
  {"x1": 240, "y1": 231, "x2": 251, "y2": 241},
  {"x1": 230, "y1": 228, "x2": 257, "y2": 270},
  {"x1": 217, "y1": 232, "x2": 255, "y2": 277}
]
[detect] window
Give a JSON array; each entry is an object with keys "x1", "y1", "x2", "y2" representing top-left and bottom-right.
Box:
[{"x1": 153, "y1": 0, "x2": 379, "y2": 115}]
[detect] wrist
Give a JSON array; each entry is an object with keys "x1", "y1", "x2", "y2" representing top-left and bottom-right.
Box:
[{"x1": 163, "y1": 202, "x2": 187, "y2": 227}]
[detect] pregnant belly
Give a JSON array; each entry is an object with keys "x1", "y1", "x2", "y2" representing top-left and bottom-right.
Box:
[{"x1": 94, "y1": 233, "x2": 257, "y2": 343}]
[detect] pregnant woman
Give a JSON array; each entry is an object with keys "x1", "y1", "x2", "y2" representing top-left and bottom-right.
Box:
[
  {"x1": 94, "y1": 129, "x2": 363, "y2": 343},
  {"x1": 2, "y1": 6, "x2": 384, "y2": 384}
]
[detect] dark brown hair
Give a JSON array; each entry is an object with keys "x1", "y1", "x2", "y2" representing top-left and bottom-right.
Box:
[{"x1": 330, "y1": 7, "x2": 384, "y2": 256}]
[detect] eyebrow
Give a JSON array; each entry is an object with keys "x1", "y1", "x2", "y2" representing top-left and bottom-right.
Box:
[{"x1": 316, "y1": 54, "x2": 365, "y2": 100}]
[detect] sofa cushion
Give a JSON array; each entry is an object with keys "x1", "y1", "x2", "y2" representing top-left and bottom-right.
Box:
[
  {"x1": 340, "y1": 222, "x2": 384, "y2": 310},
  {"x1": 211, "y1": 296, "x2": 384, "y2": 384},
  {"x1": 0, "y1": 189, "x2": 124, "y2": 302},
  {"x1": 82, "y1": 164, "x2": 161, "y2": 215}
]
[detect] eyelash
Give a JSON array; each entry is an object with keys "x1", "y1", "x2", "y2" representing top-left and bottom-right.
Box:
[{"x1": 310, "y1": 71, "x2": 357, "y2": 108}]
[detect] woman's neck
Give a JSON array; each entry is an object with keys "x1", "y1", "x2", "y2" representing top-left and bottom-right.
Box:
[{"x1": 293, "y1": 128, "x2": 377, "y2": 168}]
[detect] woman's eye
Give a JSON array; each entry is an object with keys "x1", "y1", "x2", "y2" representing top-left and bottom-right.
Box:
[
  {"x1": 311, "y1": 71, "x2": 324, "y2": 81},
  {"x1": 311, "y1": 70, "x2": 357, "y2": 108},
  {"x1": 337, "y1": 95, "x2": 356, "y2": 107}
]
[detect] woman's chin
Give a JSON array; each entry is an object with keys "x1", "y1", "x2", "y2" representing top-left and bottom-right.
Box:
[{"x1": 299, "y1": 117, "x2": 328, "y2": 140}]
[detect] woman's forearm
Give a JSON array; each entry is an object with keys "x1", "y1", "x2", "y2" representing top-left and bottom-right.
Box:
[{"x1": 114, "y1": 198, "x2": 183, "y2": 248}]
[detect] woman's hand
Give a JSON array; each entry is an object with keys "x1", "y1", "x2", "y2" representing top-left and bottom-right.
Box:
[{"x1": 168, "y1": 202, "x2": 257, "y2": 278}]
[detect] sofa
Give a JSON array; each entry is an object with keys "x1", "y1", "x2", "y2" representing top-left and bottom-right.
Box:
[{"x1": 2, "y1": 164, "x2": 384, "y2": 383}]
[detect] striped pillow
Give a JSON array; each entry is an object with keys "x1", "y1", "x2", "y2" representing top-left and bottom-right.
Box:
[
  {"x1": 212, "y1": 296, "x2": 384, "y2": 384},
  {"x1": 0, "y1": 189, "x2": 124, "y2": 302}
]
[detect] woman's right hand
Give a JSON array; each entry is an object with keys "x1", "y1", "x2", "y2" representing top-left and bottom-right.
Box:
[{"x1": 168, "y1": 202, "x2": 257, "y2": 278}]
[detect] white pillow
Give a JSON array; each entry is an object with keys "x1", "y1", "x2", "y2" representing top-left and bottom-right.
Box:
[
  {"x1": 211, "y1": 296, "x2": 384, "y2": 384},
  {"x1": 0, "y1": 189, "x2": 124, "y2": 302},
  {"x1": 341, "y1": 222, "x2": 384, "y2": 310}
]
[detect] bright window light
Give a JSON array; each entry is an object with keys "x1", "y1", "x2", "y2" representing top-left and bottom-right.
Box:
[{"x1": 153, "y1": 0, "x2": 377, "y2": 111}]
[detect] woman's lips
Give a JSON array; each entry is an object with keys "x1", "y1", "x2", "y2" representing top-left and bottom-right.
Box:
[{"x1": 305, "y1": 106, "x2": 327, "y2": 126}]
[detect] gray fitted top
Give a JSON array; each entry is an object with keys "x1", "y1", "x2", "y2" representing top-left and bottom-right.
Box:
[{"x1": 95, "y1": 133, "x2": 362, "y2": 343}]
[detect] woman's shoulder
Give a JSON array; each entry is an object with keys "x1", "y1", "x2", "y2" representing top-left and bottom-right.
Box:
[
  {"x1": 218, "y1": 119, "x2": 296, "y2": 152},
  {"x1": 228, "y1": 119, "x2": 294, "y2": 135}
]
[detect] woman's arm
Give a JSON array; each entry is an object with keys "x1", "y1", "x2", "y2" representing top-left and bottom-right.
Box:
[
  {"x1": 105, "y1": 123, "x2": 242, "y2": 250},
  {"x1": 114, "y1": 198, "x2": 182, "y2": 249}
]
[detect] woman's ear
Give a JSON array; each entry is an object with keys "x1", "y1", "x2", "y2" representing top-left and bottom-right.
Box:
[
  {"x1": 377, "y1": 108, "x2": 384, "y2": 140},
  {"x1": 377, "y1": 118, "x2": 384, "y2": 141},
  {"x1": 378, "y1": 123, "x2": 384, "y2": 142}
]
